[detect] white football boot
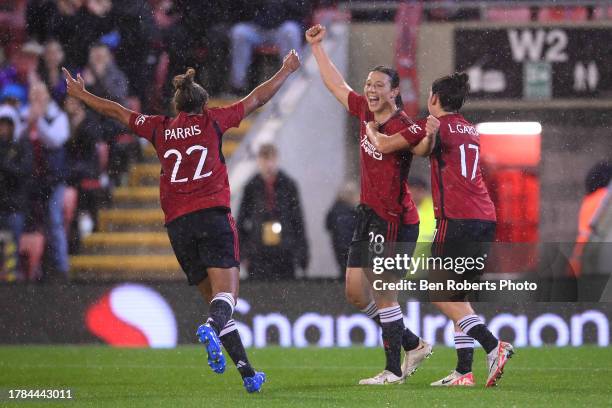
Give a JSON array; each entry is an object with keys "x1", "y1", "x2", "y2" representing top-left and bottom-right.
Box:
[
  {"x1": 358, "y1": 370, "x2": 405, "y2": 385},
  {"x1": 485, "y1": 341, "x2": 514, "y2": 387},
  {"x1": 431, "y1": 370, "x2": 475, "y2": 387},
  {"x1": 401, "y1": 339, "x2": 433, "y2": 379}
]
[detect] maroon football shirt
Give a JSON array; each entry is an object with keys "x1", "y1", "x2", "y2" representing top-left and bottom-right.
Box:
[
  {"x1": 430, "y1": 113, "x2": 496, "y2": 221},
  {"x1": 128, "y1": 102, "x2": 244, "y2": 224},
  {"x1": 348, "y1": 91, "x2": 426, "y2": 225}
]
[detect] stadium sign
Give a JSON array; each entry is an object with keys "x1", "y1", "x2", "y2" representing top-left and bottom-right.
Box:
[
  {"x1": 454, "y1": 26, "x2": 612, "y2": 101},
  {"x1": 1, "y1": 282, "x2": 610, "y2": 348}
]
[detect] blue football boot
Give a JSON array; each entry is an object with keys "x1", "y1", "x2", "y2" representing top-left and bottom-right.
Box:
[
  {"x1": 196, "y1": 323, "x2": 226, "y2": 374},
  {"x1": 243, "y1": 371, "x2": 266, "y2": 393}
]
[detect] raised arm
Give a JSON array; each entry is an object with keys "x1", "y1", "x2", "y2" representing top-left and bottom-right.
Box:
[
  {"x1": 62, "y1": 67, "x2": 134, "y2": 127},
  {"x1": 241, "y1": 50, "x2": 301, "y2": 117},
  {"x1": 305, "y1": 25, "x2": 352, "y2": 110}
]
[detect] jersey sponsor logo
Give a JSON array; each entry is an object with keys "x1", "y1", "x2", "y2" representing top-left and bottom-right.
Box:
[
  {"x1": 135, "y1": 114, "x2": 147, "y2": 126},
  {"x1": 447, "y1": 123, "x2": 478, "y2": 136},
  {"x1": 360, "y1": 133, "x2": 383, "y2": 160},
  {"x1": 164, "y1": 125, "x2": 202, "y2": 141}
]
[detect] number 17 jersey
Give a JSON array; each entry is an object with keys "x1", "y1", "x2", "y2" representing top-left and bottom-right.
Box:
[
  {"x1": 128, "y1": 103, "x2": 245, "y2": 224},
  {"x1": 430, "y1": 113, "x2": 496, "y2": 221}
]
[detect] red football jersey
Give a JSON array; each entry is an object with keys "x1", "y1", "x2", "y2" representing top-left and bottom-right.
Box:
[
  {"x1": 128, "y1": 103, "x2": 245, "y2": 224},
  {"x1": 430, "y1": 113, "x2": 496, "y2": 221},
  {"x1": 348, "y1": 92, "x2": 426, "y2": 224}
]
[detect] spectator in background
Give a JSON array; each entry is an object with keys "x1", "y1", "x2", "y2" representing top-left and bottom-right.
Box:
[
  {"x1": 569, "y1": 160, "x2": 611, "y2": 276},
  {"x1": 22, "y1": 82, "x2": 70, "y2": 280},
  {"x1": 38, "y1": 39, "x2": 67, "y2": 105},
  {"x1": 112, "y1": 1, "x2": 156, "y2": 106},
  {"x1": 0, "y1": 106, "x2": 33, "y2": 280},
  {"x1": 162, "y1": 0, "x2": 239, "y2": 97},
  {"x1": 408, "y1": 176, "x2": 435, "y2": 243},
  {"x1": 229, "y1": 0, "x2": 310, "y2": 93},
  {"x1": 238, "y1": 144, "x2": 309, "y2": 280},
  {"x1": 82, "y1": 43, "x2": 128, "y2": 104},
  {"x1": 64, "y1": 95, "x2": 104, "y2": 250},
  {"x1": 26, "y1": 0, "x2": 116, "y2": 69},
  {"x1": 325, "y1": 181, "x2": 359, "y2": 278}
]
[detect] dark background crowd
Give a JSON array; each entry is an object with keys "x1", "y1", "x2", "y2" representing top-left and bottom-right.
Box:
[{"x1": 0, "y1": 0, "x2": 602, "y2": 283}]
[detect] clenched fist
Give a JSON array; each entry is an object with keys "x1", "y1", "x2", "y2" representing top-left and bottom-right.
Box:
[
  {"x1": 426, "y1": 115, "x2": 440, "y2": 137},
  {"x1": 282, "y1": 49, "x2": 301, "y2": 73},
  {"x1": 305, "y1": 24, "x2": 326, "y2": 44}
]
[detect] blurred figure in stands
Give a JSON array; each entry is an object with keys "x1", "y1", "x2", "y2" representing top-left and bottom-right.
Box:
[
  {"x1": 325, "y1": 181, "x2": 358, "y2": 278},
  {"x1": 0, "y1": 106, "x2": 33, "y2": 281},
  {"x1": 229, "y1": 0, "x2": 310, "y2": 93},
  {"x1": 82, "y1": 43, "x2": 128, "y2": 104},
  {"x1": 570, "y1": 160, "x2": 611, "y2": 275},
  {"x1": 23, "y1": 82, "x2": 70, "y2": 280},
  {"x1": 64, "y1": 96, "x2": 104, "y2": 252},
  {"x1": 238, "y1": 144, "x2": 309, "y2": 280},
  {"x1": 38, "y1": 40, "x2": 68, "y2": 105},
  {"x1": 408, "y1": 176, "x2": 435, "y2": 243},
  {"x1": 162, "y1": 0, "x2": 239, "y2": 97}
]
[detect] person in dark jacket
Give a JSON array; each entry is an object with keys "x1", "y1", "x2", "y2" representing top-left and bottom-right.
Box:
[
  {"x1": 0, "y1": 109, "x2": 33, "y2": 279},
  {"x1": 23, "y1": 82, "x2": 70, "y2": 278},
  {"x1": 325, "y1": 181, "x2": 359, "y2": 279},
  {"x1": 238, "y1": 143, "x2": 309, "y2": 280}
]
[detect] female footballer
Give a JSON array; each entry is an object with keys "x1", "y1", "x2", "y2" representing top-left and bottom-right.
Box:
[
  {"x1": 306, "y1": 24, "x2": 439, "y2": 385},
  {"x1": 63, "y1": 49, "x2": 301, "y2": 393},
  {"x1": 366, "y1": 72, "x2": 514, "y2": 387}
]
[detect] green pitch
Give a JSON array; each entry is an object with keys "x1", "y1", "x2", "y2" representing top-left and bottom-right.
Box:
[{"x1": 1, "y1": 346, "x2": 610, "y2": 407}]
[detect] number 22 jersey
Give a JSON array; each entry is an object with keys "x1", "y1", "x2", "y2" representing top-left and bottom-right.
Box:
[
  {"x1": 128, "y1": 102, "x2": 245, "y2": 224},
  {"x1": 430, "y1": 113, "x2": 496, "y2": 221}
]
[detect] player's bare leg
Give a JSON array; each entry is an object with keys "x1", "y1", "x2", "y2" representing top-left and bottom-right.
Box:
[
  {"x1": 432, "y1": 301, "x2": 514, "y2": 387},
  {"x1": 345, "y1": 267, "x2": 374, "y2": 310},
  {"x1": 196, "y1": 268, "x2": 265, "y2": 392}
]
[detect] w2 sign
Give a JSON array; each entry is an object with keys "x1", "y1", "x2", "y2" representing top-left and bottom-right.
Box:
[{"x1": 454, "y1": 26, "x2": 612, "y2": 100}]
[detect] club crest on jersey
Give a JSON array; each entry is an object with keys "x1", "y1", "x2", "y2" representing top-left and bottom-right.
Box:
[
  {"x1": 360, "y1": 134, "x2": 383, "y2": 160},
  {"x1": 135, "y1": 114, "x2": 147, "y2": 126},
  {"x1": 406, "y1": 123, "x2": 422, "y2": 134}
]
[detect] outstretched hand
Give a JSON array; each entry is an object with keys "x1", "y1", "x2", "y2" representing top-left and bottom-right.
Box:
[
  {"x1": 305, "y1": 24, "x2": 326, "y2": 44},
  {"x1": 62, "y1": 67, "x2": 86, "y2": 98},
  {"x1": 282, "y1": 49, "x2": 301, "y2": 73}
]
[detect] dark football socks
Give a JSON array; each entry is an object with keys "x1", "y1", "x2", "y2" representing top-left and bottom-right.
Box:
[
  {"x1": 206, "y1": 292, "x2": 235, "y2": 334},
  {"x1": 362, "y1": 301, "x2": 420, "y2": 351},
  {"x1": 219, "y1": 319, "x2": 256, "y2": 379},
  {"x1": 379, "y1": 306, "x2": 406, "y2": 377},
  {"x1": 457, "y1": 314, "x2": 499, "y2": 354},
  {"x1": 454, "y1": 331, "x2": 475, "y2": 374}
]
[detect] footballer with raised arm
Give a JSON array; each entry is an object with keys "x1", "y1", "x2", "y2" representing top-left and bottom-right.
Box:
[
  {"x1": 306, "y1": 24, "x2": 440, "y2": 385},
  {"x1": 62, "y1": 49, "x2": 301, "y2": 393},
  {"x1": 366, "y1": 72, "x2": 514, "y2": 388}
]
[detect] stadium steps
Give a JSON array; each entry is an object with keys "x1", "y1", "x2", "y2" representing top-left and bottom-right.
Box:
[
  {"x1": 81, "y1": 232, "x2": 173, "y2": 255},
  {"x1": 98, "y1": 209, "x2": 165, "y2": 232},
  {"x1": 70, "y1": 98, "x2": 253, "y2": 280},
  {"x1": 112, "y1": 186, "x2": 159, "y2": 208},
  {"x1": 70, "y1": 255, "x2": 183, "y2": 280}
]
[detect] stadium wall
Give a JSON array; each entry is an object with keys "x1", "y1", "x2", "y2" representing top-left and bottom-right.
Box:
[{"x1": 1, "y1": 282, "x2": 610, "y2": 349}]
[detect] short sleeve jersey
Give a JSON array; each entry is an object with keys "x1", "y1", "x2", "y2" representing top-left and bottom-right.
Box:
[
  {"x1": 348, "y1": 91, "x2": 427, "y2": 224},
  {"x1": 128, "y1": 102, "x2": 245, "y2": 224},
  {"x1": 430, "y1": 113, "x2": 496, "y2": 221}
]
